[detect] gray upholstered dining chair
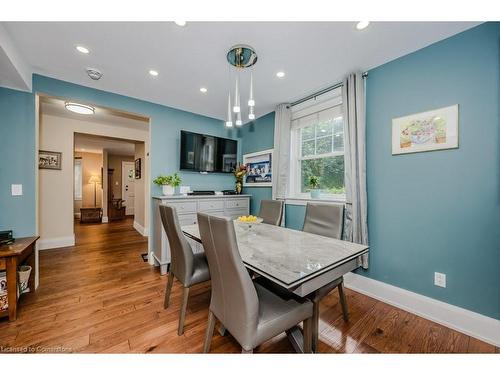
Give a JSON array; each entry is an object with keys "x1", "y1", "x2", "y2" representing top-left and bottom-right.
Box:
[
  {"x1": 159, "y1": 204, "x2": 210, "y2": 335},
  {"x1": 302, "y1": 202, "x2": 349, "y2": 321},
  {"x1": 198, "y1": 212, "x2": 313, "y2": 354},
  {"x1": 258, "y1": 199, "x2": 284, "y2": 226}
]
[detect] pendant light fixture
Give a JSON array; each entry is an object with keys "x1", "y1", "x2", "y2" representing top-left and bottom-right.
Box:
[
  {"x1": 225, "y1": 92, "x2": 233, "y2": 128},
  {"x1": 225, "y1": 44, "x2": 257, "y2": 127}
]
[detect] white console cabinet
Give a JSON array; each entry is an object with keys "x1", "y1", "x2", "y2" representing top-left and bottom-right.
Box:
[{"x1": 152, "y1": 195, "x2": 251, "y2": 274}]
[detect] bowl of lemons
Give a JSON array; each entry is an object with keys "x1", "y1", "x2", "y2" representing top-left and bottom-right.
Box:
[{"x1": 236, "y1": 215, "x2": 263, "y2": 229}]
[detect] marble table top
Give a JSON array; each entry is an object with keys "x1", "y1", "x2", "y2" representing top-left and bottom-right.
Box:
[{"x1": 182, "y1": 221, "x2": 369, "y2": 288}]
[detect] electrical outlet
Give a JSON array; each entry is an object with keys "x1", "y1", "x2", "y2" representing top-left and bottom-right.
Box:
[{"x1": 434, "y1": 272, "x2": 446, "y2": 288}]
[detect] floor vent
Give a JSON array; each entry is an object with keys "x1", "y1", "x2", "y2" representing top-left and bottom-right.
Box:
[{"x1": 140, "y1": 253, "x2": 148, "y2": 262}]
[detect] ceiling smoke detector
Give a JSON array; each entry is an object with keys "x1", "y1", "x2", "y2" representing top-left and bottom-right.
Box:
[{"x1": 86, "y1": 68, "x2": 103, "y2": 81}]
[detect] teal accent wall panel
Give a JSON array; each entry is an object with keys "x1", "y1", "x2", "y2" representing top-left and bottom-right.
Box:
[{"x1": 0, "y1": 87, "x2": 35, "y2": 237}]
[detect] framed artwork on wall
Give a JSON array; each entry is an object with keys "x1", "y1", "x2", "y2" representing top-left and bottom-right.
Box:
[
  {"x1": 392, "y1": 104, "x2": 459, "y2": 155},
  {"x1": 243, "y1": 149, "x2": 273, "y2": 187},
  {"x1": 135, "y1": 158, "x2": 141, "y2": 179},
  {"x1": 38, "y1": 150, "x2": 62, "y2": 170}
]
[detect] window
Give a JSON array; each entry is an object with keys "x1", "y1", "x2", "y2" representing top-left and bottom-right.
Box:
[
  {"x1": 290, "y1": 94, "x2": 345, "y2": 200},
  {"x1": 74, "y1": 158, "x2": 82, "y2": 200}
]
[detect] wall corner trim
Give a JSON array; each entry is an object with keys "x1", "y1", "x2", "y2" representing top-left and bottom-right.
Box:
[
  {"x1": 37, "y1": 235, "x2": 75, "y2": 250},
  {"x1": 343, "y1": 272, "x2": 500, "y2": 347},
  {"x1": 133, "y1": 220, "x2": 148, "y2": 237}
]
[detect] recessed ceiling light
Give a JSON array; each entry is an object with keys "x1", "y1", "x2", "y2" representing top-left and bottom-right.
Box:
[
  {"x1": 174, "y1": 21, "x2": 186, "y2": 27},
  {"x1": 149, "y1": 70, "x2": 159, "y2": 77},
  {"x1": 356, "y1": 21, "x2": 370, "y2": 30},
  {"x1": 199, "y1": 87, "x2": 208, "y2": 93},
  {"x1": 276, "y1": 71, "x2": 285, "y2": 78},
  {"x1": 76, "y1": 45, "x2": 89, "y2": 54},
  {"x1": 65, "y1": 102, "x2": 95, "y2": 115}
]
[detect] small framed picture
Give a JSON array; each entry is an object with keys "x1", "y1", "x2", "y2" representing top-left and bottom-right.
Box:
[
  {"x1": 392, "y1": 105, "x2": 459, "y2": 155},
  {"x1": 243, "y1": 149, "x2": 273, "y2": 187},
  {"x1": 39, "y1": 150, "x2": 62, "y2": 170},
  {"x1": 135, "y1": 158, "x2": 141, "y2": 179}
]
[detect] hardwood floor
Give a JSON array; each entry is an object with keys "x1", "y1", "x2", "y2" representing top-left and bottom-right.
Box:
[{"x1": 0, "y1": 218, "x2": 497, "y2": 353}]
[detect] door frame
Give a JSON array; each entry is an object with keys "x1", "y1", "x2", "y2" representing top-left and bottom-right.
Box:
[{"x1": 121, "y1": 160, "x2": 135, "y2": 216}]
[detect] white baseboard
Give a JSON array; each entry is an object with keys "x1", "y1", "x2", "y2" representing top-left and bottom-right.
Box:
[
  {"x1": 133, "y1": 221, "x2": 148, "y2": 237},
  {"x1": 38, "y1": 235, "x2": 75, "y2": 250},
  {"x1": 343, "y1": 272, "x2": 500, "y2": 347},
  {"x1": 102, "y1": 216, "x2": 108, "y2": 223},
  {"x1": 74, "y1": 212, "x2": 81, "y2": 219}
]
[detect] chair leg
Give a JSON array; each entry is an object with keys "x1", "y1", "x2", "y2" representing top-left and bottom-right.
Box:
[
  {"x1": 203, "y1": 310, "x2": 216, "y2": 353},
  {"x1": 303, "y1": 317, "x2": 313, "y2": 353},
  {"x1": 164, "y1": 272, "x2": 174, "y2": 309},
  {"x1": 241, "y1": 348, "x2": 253, "y2": 354},
  {"x1": 218, "y1": 324, "x2": 227, "y2": 336},
  {"x1": 178, "y1": 286, "x2": 190, "y2": 336},
  {"x1": 338, "y1": 281, "x2": 349, "y2": 322}
]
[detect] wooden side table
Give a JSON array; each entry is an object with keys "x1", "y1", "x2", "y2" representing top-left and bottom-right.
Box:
[
  {"x1": 80, "y1": 207, "x2": 103, "y2": 223},
  {"x1": 0, "y1": 236, "x2": 38, "y2": 321}
]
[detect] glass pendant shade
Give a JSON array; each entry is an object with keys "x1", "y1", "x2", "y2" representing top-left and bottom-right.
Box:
[
  {"x1": 248, "y1": 72, "x2": 255, "y2": 107},
  {"x1": 236, "y1": 111, "x2": 242, "y2": 126},
  {"x1": 248, "y1": 106, "x2": 255, "y2": 120},
  {"x1": 226, "y1": 92, "x2": 233, "y2": 127},
  {"x1": 233, "y1": 76, "x2": 240, "y2": 113}
]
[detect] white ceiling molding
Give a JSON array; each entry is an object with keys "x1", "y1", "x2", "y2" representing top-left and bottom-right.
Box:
[{"x1": 0, "y1": 23, "x2": 31, "y2": 91}]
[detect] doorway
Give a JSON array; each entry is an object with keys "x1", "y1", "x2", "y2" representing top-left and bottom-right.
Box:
[{"x1": 122, "y1": 161, "x2": 135, "y2": 216}]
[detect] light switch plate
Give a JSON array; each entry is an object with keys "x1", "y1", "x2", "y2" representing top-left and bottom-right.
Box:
[
  {"x1": 434, "y1": 272, "x2": 446, "y2": 288},
  {"x1": 11, "y1": 184, "x2": 23, "y2": 196}
]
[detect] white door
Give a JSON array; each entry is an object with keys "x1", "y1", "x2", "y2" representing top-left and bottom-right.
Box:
[{"x1": 122, "y1": 161, "x2": 135, "y2": 215}]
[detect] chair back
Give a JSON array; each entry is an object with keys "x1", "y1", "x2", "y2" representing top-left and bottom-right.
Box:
[
  {"x1": 197, "y1": 213, "x2": 259, "y2": 347},
  {"x1": 159, "y1": 204, "x2": 194, "y2": 286},
  {"x1": 258, "y1": 199, "x2": 284, "y2": 226},
  {"x1": 302, "y1": 202, "x2": 344, "y2": 239}
]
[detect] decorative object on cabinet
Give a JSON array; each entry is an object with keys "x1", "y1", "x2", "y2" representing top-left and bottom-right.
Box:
[
  {"x1": 243, "y1": 149, "x2": 273, "y2": 187},
  {"x1": 135, "y1": 158, "x2": 141, "y2": 179},
  {"x1": 153, "y1": 173, "x2": 182, "y2": 196},
  {"x1": 232, "y1": 164, "x2": 247, "y2": 194},
  {"x1": 392, "y1": 104, "x2": 458, "y2": 155},
  {"x1": 38, "y1": 150, "x2": 62, "y2": 170}
]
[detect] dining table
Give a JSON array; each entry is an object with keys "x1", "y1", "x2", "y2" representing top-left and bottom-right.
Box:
[{"x1": 181, "y1": 220, "x2": 369, "y2": 353}]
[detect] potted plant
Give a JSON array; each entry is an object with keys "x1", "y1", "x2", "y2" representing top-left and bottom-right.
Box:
[
  {"x1": 153, "y1": 173, "x2": 182, "y2": 196},
  {"x1": 308, "y1": 175, "x2": 321, "y2": 199}
]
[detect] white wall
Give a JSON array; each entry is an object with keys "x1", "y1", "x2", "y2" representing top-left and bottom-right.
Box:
[
  {"x1": 134, "y1": 143, "x2": 146, "y2": 234},
  {"x1": 38, "y1": 113, "x2": 149, "y2": 249}
]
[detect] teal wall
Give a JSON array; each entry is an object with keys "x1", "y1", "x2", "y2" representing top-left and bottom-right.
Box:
[
  {"x1": 239, "y1": 112, "x2": 275, "y2": 214},
  {"x1": 0, "y1": 87, "x2": 36, "y2": 237},
  {"x1": 240, "y1": 23, "x2": 500, "y2": 319},
  {"x1": 0, "y1": 74, "x2": 239, "y2": 237}
]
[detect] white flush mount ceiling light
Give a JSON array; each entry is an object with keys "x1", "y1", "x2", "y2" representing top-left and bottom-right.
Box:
[
  {"x1": 149, "y1": 70, "x2": 159, "y2": 77},
  {"x1": 356, "y1": 21, "x2": 370, "y2": 30},
  {"x1": 225, "y1": 44, "x2": 258, "y2": 127},
  {"x1": 65, "y1": 102, "x2": 95, "y2": 115},
  {"x1": 174, "y1": 21, "x2": 186, "y2": 27},
  {"x1": 200, "y1": 87, "x2": 208, "y2": 93},
  {"x1": 76, "y1": 45, "x2": 89, "y2": 54},
  {"x1": 276, "y1": 71, "x2": 285, "y2": 78},
  {"x1": 86, "y1": 68, "x2": 102, "y2": 81}
]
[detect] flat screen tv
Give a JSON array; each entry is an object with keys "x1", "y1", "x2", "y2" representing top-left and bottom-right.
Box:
[{"x1": 180, "y1": 131, "x2": 237, "y2": 173}]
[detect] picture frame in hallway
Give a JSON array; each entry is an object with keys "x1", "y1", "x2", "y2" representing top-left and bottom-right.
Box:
[
  {"x1": 392, "y1": 104, "x2": 459, "y2": 155},
  {"x1": 38, "y1": 150, "x2": 62, "y2": 170},
  {"x1": 135, "y1": 158, "x2": 141, "y2": 179},
  {"x1": 243, "y1": 149, "x2": 273, "y2": 187}
]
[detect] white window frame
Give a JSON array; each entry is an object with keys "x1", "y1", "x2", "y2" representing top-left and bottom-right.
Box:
[
  {"x1": 288, "y1": 91, "x2": 346, "y2": 203},
  {"x1": 74, "y1": 158, "x2": 83, "y2": 201}
]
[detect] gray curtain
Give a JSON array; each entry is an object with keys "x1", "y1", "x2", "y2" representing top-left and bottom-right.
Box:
[
  {"x1": 272, "y1": 103, "x2": 292, "y2": 200},
  {"x1": 342, "y1": 73, "x2": 369, "y2": 268}
]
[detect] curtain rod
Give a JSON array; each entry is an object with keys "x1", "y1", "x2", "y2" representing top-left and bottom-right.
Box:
[{"x1": 289, "y1": 71, "x2": 368, "y2": 107}]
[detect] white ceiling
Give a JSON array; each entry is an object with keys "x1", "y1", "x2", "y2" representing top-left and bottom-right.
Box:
[
  {"x1": 74, "y1": 133, "x2": 137, "y2": 156},
  {"x1": 2, "y1": 22, "x2": 480, "y2": 121}
]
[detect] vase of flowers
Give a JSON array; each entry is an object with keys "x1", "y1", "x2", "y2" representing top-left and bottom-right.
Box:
[
  {"x1": 233, "y1": 164, "x2": 247, "y2": 195},
  {"x1": 153, "y1": 173, "x2": 182, "y2": 196}
]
